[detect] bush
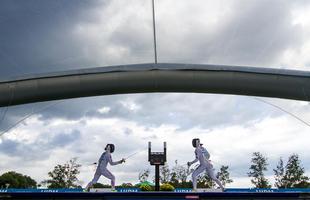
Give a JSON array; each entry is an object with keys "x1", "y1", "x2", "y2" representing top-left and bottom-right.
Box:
[
  {"x1": 160, "y1": 183, "x2": 175, "y2": 191},
  {"x1": 92, "y1": 183, "x2": 111, "y2": 188},
  {"x1": 139, "y1": 184, "x2": 153, "y2": 191},
  {"x1": 121, "y1": 183, "x2": 134, "y2": 188},
  {"x1": 0, "y1": 171, "x2": 37, "y2": 189}
]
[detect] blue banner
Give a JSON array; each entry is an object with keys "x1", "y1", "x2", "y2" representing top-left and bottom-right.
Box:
[
  {"x1": 117, "y1": 188, "x2": 140, "y2": 192},
  {"x1": 0, "y1": 188, "x2": 83, "y2": 193},
  {"x1": 174, "y1": 188, "x2": 192, "y2": 193},
  {"x1": 226, "y1": 188, "x2": 310, "y2": 193},
  {"x1": 1, "y1": 188, "x2": 310, "y2": 193}
]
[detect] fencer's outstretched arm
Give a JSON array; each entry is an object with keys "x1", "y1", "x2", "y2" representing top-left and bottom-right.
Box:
[
  {"x1": 108, "y1": 154, "x2": 124, "y2": 165},
  {"x1": 188, "y1": 157, "x2": 198, "y2": 166}
]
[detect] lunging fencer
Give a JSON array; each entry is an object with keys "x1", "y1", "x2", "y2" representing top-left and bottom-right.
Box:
[
  {"x1": 187, "y1": 138, "x2": 224, "y2": 191},
  {"x1": 85, "y1": 144, "x2": 125, "y2": 191}
]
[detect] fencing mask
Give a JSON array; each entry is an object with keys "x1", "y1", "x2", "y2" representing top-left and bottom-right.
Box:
[
  {"x1": 105, "y1": 144, "x2": 115, "y2": 153},
  {"x1": 192, "y1": 138, "x2": 200, "y2": 148}
]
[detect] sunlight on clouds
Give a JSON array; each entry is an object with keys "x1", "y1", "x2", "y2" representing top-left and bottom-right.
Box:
[
  {"x1": 98, "y1": 106, "x2": 111, "y2": 114},
  {"x1": 280, "y1": 42, "x2": 310, "y2": 69},
  {"x1": 292, "y1": 4, "x2": 310, "y2": 27},
  {"x1": 120, "y1": 100, "x2": 141, "y2": 112},
  {"x1": 278, "y1": 4, "x2": 310, "y2": 69}
]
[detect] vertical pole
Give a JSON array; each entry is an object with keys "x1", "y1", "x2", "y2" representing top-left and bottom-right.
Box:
[
  {"x1": 163, "y1": 142, "x2": 167, "y2": 162},
  {"x1": 155, "y1": 164, "x2": 160, "y2": 191},
  {"x1": 148, "y1": 142, "x2": 151, "y2": 161},
  {"x1": 152, "y1": 0, "x2": 158, "y2": 64}
]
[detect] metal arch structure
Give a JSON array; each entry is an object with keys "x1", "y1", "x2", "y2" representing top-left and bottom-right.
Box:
[{"x1": 0, "y1": 63, "x2": 310, "y2": 107}]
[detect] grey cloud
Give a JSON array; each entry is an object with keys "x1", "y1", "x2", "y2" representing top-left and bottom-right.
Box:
[
  {"x1": 0, "y1": 139, "x2": 19, "y2": 155},
  {"x1": 0, "y1": 129, "x2": 81, "y2": 160},
  {"x1": 0, "y1": 101, "x2": 61, "y2": 132},
  {"x1": 2, "y1": 92, "x2": 309, "y2": 138},
  {"x1": 49, "y1": 129, "x2": 81, "y2": 148},
  {"x1": 123, "y1": 128, "x2": 133, "y2": 136},
  {"x1": 0, "y1": 0, "x2": 106, "y2": 79},
  {"x1": 157, "y1": 0, "x2": 302, "y2": 67},
  {"x1": 0, "y1": 138, "x2": 49, "y2": 161},
  {"x1": 93, "y1": 94, "x2": 281, "y2": 130},
  {"x1": 34, "y1": 93, "x2": 296, "y2": 131},
  {"x1": 0, "y1": 103, "x2": 41, "y2": 132},
  {"x1": 0, "y1": 0, "x2": 307, "y2": 79},
  {"x1": 212, "y1": 0, "x2": 302, "y2": 66}
]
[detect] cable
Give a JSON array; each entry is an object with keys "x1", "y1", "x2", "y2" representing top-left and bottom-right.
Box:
[
  {"x1": 0, "y1": 101, "x2": 61, "y2": 137},
  {"x1": 253, "y1": 97, "x2": 310, "y2": 128},
  {"x1": 0, "y1": 83, "x2": 15, "y2": 127},
  {"x1": 151, "y1": 0, "x2": 158, "y2": 64}
]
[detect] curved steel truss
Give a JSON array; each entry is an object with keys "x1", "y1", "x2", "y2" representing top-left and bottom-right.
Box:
[{"x1": 0, "y1": 63, "x2": 310, "y2": 107}]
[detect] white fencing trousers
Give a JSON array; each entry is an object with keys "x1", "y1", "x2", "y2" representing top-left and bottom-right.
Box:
[
  {"x1": 192, "y1": 164, "x2": 223, "y2": 190},
  {"x1": 86, "y1": 167, "x2": 115, "y2": 189}
]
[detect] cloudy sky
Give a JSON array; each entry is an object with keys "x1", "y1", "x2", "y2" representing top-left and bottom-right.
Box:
[{"x1": 1, "y1": 0, "x2": 310, "y2": 188}]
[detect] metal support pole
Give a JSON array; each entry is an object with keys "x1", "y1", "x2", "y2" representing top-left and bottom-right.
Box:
[
  {"x1": 155, "y1": 164, "x2": 160, "y2": 191},
  {"x1": 148, "y1": 142, "x2": 151, "y2": 161},
  {"x1": 152, "y1": 0, "x2": 158, "y2": 64}
]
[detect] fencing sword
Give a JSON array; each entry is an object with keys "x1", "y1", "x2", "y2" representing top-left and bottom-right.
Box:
[
  {"x1": 119, "y1": 150, "x2": 145, "y2": 163},
  {"x1": 124, "y1": 150, "x2": 143, "y2": 160},
  {"x1": 87, "y1": 150, "x2": 145, "y2": 165}
]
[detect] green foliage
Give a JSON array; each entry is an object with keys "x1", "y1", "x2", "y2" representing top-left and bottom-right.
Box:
[
  {"x1": 169, "y1": 160, "x2": 187, "y2": 186},
  {"x1": 274, "y1": 154, "x2": 310, "y2": 188},
  {"x1": 138, "y1": 169, "x2": 150, "y2": 182},
  {"x1": 139, "y1": 161, "x2": 233, "y2": 189},
  {"x1": 293, "y1": 181, "x2": 310, "y2": 188},
  {"x1": 283, "y1": 154, "x2": 309, "y2": 188},
  {"x1": 0, "y1": 171, "x2": 37, "y2": 189},
  {"x1": 197, "y1": 171, "x2": 215, "y2": 188},
  {"x1": 196, "y1": 165, "x2": 233, "y2": 188},
  {"x1": 274, "y1": 157, "x2": 286, "y2": 188},
  {"x1": 171, "y1": 181, "x2": 192, "y2": 188},
  {"x1": 160, "y1": 164, "x2": 170, "y2": 183},
  {"x1": 160, "y1": 183, "x2": 175, "y2": 191},
  {"x1": 139, "y1": 184, "x2": 153, "y2": 191},
  {"x1": 43, "y1": 158, "x2": 81, "y2": 188},
  {"x1": 92, "y1": 183, "x2": 111, "y2": 188},
  {"x1": 169, "y1": 180, "x2": 192, "y2": 188},
  {"x1": 118, "y1": 183, "x2": 134, "y2": 188},
  {"x1": 248, "y1": 152, "x2": 271, "y2": 188},
  {"x1": 217, "y1": 165, "x2": 233, "y2": 187}
]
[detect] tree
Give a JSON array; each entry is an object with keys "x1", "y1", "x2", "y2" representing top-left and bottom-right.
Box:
[
  {"x1": 248, "y1": 152, "x2": 271, "y2": 188},
  {"x1": 0, "y1": 171, "x2": 37, "y2": 189},
  {"x1": 217, "y1": 165, "x2": 233, "y2": 187},
  {"x1": 93, "y1": 183, "x2": 111, "y2": 188},
  {"x1": 169, "y1": 171, "x2": 178, "y2": 185},
  {"x1": 196, "y1": 165, "x2": 233, "y2": 188},
  {"x1": 273, "y1": 157, "x2": 286, "y2": 188},
  {"x1": 43, "y1": 158, "x2": 81, "y2": 188},
  {"x1": 197, "y1": 171, "x2": 215, "y2": 188},
  {"x1": 170, "y1": 160, "x2": 187, "y2": 184},
  {"x1": 119, "y1": 183, "x2": 134, "y2": 188},
  {"x1": 138, "y1": 169, "x2": 150, "y2": 182},
  {"x1": 160, "y1": 164, "x2": 170, "y2": 184},
  {"x1": 282, "y1": 154, "x2": 309, "y2": 188}
]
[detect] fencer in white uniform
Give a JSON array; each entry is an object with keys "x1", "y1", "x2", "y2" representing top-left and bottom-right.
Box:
[
  {"x1": 187, "y1": 138, "x2": 224, "y2": 191},
  {"x1": 86, "y1": 144, "x2": 125, "y2": 190}
]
